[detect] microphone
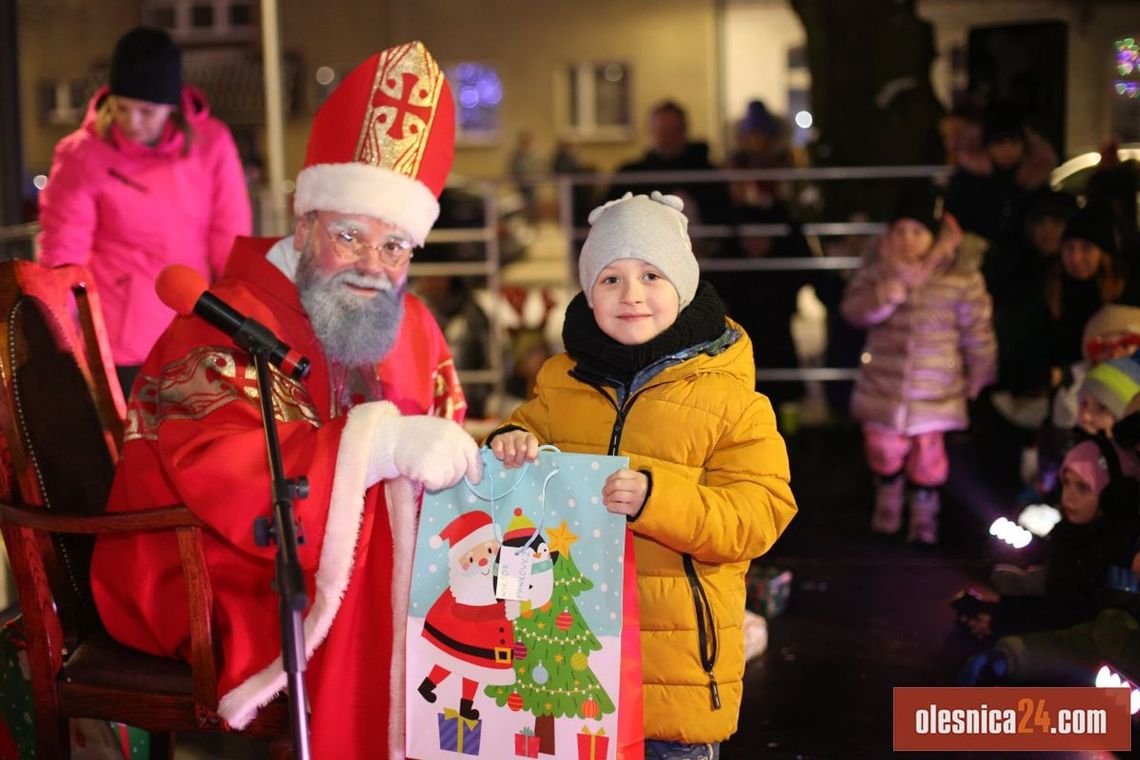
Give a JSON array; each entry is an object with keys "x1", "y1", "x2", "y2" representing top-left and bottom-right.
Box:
[{"x1": 156, "y1": 265, "x2": 310, "y2": 380}]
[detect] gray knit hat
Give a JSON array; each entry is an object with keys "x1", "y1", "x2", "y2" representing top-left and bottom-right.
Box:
[{"x1": 579, "y1": 191, "x2": 699, "y2": 309}]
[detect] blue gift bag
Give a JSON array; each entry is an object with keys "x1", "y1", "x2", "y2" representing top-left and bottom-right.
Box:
[{"x1": 406, "y1": 446, "x2": 634, "y2": 759}]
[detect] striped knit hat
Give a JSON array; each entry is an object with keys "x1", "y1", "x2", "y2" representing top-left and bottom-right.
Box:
[{"x1": 1080, "y1": 354, "x2": 1140, "y2": 419}]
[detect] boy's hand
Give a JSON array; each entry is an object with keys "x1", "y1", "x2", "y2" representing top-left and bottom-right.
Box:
[
  {"x1": 602, "y1": 469, "x2": 648, "y2": 516},
  {"x1": 490, "y1": 430, "x2": 539, "y2": 468}
]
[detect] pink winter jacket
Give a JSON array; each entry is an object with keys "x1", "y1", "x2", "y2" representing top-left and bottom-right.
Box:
[
  {"x1": 841, "y1": 249, "x2": 997, "y2": 435},
  {"x1": 38, "y1": 85, "x2": 251, "y2": 365}
]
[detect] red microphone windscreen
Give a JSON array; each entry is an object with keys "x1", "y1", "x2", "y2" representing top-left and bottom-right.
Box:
[{"x1": 156, "y1": 265, "x2": 208, "y2": 316}]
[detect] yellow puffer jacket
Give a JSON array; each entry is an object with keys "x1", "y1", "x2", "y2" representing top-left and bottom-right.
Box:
[{"x1": 502, "y1": 320, "x2": 797, "y2": 742}]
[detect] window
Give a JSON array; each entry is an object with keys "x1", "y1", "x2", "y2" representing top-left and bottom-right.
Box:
[
  {"x1": 152, "y1": 5, "x2": 177, "y2": 30},
  {"x1": 446, "y1": 62, "x2": 503, "y2": 145},
  {"x1": 143, "y1": 0, "x2": 255, "y2": 41},
  {"x1": 563, "y1": 62, "x2": 631, "y2": 140},
  {"x1": 38, "y1": 80, "x2": 91, "y2": 126},
  {"x1": 229, "y1": 1, "x2": 251, "y2": 27},
  {"x1": 190, "y1": 4, "x2": 214, "y2": 28}
]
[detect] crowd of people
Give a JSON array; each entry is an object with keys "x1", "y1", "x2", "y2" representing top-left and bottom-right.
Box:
[
  {"x1": 17, "y1": 20, "x2": 1140, "y2": 758},
  {"x1": 21, "y1": 27, "x2": 802, "y2": 759},
  {"x1": 926, "y1": 105, "x2": 1140, "y2": 694},
  {"x1": 500, "y1": 85, "x2": 1140, "y2": 730}
]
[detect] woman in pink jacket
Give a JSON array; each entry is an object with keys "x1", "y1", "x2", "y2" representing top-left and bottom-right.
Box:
[{"x1": 38, "y1": 26, "x2": 251, "y2": 393}]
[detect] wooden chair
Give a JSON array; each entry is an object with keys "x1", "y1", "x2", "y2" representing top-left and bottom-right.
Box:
[{"x1": 0, "y1": 260, "x2": 290, "y2": 758}]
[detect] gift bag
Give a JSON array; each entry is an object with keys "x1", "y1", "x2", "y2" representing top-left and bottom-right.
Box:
[
  {"x1": 745, "y1": 565, "x2": 793, "y2": 618},
  {"x1": 0, "y1": 616, "x2": 150, "y2": 759},
  {"x1": 407, "y1": 446, "x2": 643, "y2": 759}
]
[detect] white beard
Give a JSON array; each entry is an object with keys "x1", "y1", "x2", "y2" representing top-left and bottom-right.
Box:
[
  {"x1": 449, "y1": 560, "x2": 497, "y2": 606},
  {"x1": 295, "y1": 245, "x2": 404, "y2": 367}
]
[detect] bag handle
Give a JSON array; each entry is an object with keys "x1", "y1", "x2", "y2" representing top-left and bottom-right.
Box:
[{"x1": 464, "y1": 444, "x2": 562, "y2": 551}]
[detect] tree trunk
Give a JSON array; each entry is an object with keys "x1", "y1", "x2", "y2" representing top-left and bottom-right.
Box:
[{"x1": 535, "y1": 712, "x2": 556, "y2": 755}]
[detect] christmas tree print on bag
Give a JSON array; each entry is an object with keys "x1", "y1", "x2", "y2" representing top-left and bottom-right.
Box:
[{"x1": 407, "y1": 446, "x2": 641, "y2": 759}]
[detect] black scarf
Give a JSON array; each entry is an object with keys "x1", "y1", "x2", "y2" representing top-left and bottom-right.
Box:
[{"x1": 562, "y1": 281, "x2": 726, "y2": 385}]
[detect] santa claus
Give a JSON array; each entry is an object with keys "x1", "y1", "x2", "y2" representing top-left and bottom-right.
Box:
[{"x1": 417, "y1": 510, "x2": 515, "y2": 720}]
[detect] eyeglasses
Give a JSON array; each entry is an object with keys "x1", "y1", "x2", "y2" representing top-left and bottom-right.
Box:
[{"x1": 317, "y1": 218, "x2": 415, "y2": 268}]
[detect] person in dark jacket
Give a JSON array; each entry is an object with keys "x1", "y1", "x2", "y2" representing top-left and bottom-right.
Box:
[
  {"x1": 1046, "y1": 202, "x2": 1127, "y2": 371},
  {"x1": 959, "y1": 432, "x2": 1140, "y2": 686},
  {"x1": 608, "y1": 100, "x2": 732, "y2": 239},
  {"x1": 944, "y1": 102, "x2": 1054, "y2": 257},
  {"x1": 959, "y1": 437, "x2": 1140, "y2": 644}
]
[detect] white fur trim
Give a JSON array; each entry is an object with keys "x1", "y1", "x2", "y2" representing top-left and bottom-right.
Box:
[
  {"x1": 446, "y1": 524, "x2": 496, "y2": 561},
  {"x1": 294, "y1": 163, "x2": 440, "y2": 246},
  {"x1": 217, "y1": 401, "x2": 418, "y2": 753},
  {"x1": 386, "y1": 475, "x2": 417, "y2": 759}
]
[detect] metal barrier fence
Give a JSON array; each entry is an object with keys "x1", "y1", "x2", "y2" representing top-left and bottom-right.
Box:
[{"x1": 0, "y1": 165, "x2": 952, "y2": 396}]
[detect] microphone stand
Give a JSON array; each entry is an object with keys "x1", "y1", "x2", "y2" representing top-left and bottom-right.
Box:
[{"x1": 250, "y1": 347, "x2": 312, "y2": 760}]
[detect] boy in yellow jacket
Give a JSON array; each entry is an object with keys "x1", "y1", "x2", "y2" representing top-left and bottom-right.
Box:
[{"x1": 490, "y1": 191, "x2": 797, "y2": 759}]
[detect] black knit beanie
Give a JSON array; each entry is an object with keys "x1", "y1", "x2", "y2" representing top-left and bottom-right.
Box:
[
  {"x1": 982, "y1": 101, "x2": 1027, "y2": 146},
  {"x1": 889, "y1": 183, "x2": 944, "y2": 237},
  {"x1": 1063, "y1": 203, "x2": 1118, "y2": 256},
  {"x1": 109, "y1": 27, "x2": 182, "y2": 106}
]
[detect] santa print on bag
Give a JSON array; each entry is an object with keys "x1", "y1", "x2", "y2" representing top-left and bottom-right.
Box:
[
  {"x1": 408, "y1": 449, "x2": 629, "y2": 759},
  {"x1": 416, "y1": 511, "x2": 516, "y2": 722}
]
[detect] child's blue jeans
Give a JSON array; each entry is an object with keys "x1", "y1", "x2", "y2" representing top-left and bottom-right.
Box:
[{"x1": 644, "y1": 740, "x2": 720, "y2": 760}]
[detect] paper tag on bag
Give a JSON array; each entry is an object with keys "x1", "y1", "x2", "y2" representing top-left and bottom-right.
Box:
[{"x1": 496, "y1": 547, "x2": 532, "y2": 601}]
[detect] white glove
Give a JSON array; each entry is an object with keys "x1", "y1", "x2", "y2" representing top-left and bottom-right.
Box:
[{"x1": 367, "y1": 414, "x2": 482, "y2": 491}]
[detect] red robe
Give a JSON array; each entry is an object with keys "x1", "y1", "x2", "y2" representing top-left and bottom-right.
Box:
[
  {"x1": 91, "y1": 236, "x2": 465, "y2": 758},
  {"x1": 421, "y1": 592, "x2": 515, "y2": 684}
]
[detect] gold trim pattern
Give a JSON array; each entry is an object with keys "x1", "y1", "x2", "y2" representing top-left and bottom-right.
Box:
[
  {"x1": 124, "y1": 346, "x2": 320, "y2": 442},
  {"x1": 432, "y1": 357, "x2": 466, "y2": 421},
  {"x1": 355, "y1": 41, "x2": 444, "y2": 180}
]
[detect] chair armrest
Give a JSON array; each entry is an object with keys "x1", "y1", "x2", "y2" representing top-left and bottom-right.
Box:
[
  {"x1": 0, "y1": 502, "x2": 203, "y2": 533},
  {"x1": 0, "y1": 501, "x2": 221, "y2": 717}
]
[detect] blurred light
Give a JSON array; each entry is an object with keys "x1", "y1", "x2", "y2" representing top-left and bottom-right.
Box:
[
  {"x1": 1116, "y1": 81, "x2": 1140, "y2": 98},
  {"x1": 476, "y1": 75, "x2": 503, "y2": 106},
  {"x1": 1095, "y1": 664, "x2": 1140, "y2": 714},
  {"x1": 282, "y1": 179, "x2": 296, "y2": 195},
  {"x1": 1016, "y1": 503, "x2": 1061, "y2": 537},
  {"x1": 32, "y1": 174, "x2": 48, "y2": 190},
  {"x1": 989, "y1": 517, "x2": 1032, "y2": 549},
  {"x1": 604, "y1": 64, "x2": 624, "y2": 82},
  {"x1": 794, "y1": 110, "x2": 813, "y2": 129},
  {"x1": 459, "y1": 86, "x2": 480, "y2": 109},
  {"x1": 315, "y1": 66, "x2": 335, "y2": 86}
]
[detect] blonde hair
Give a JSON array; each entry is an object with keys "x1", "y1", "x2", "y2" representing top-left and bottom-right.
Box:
[{"x1": 95, "y1": 95, "x2": 193, "y2": 156}]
